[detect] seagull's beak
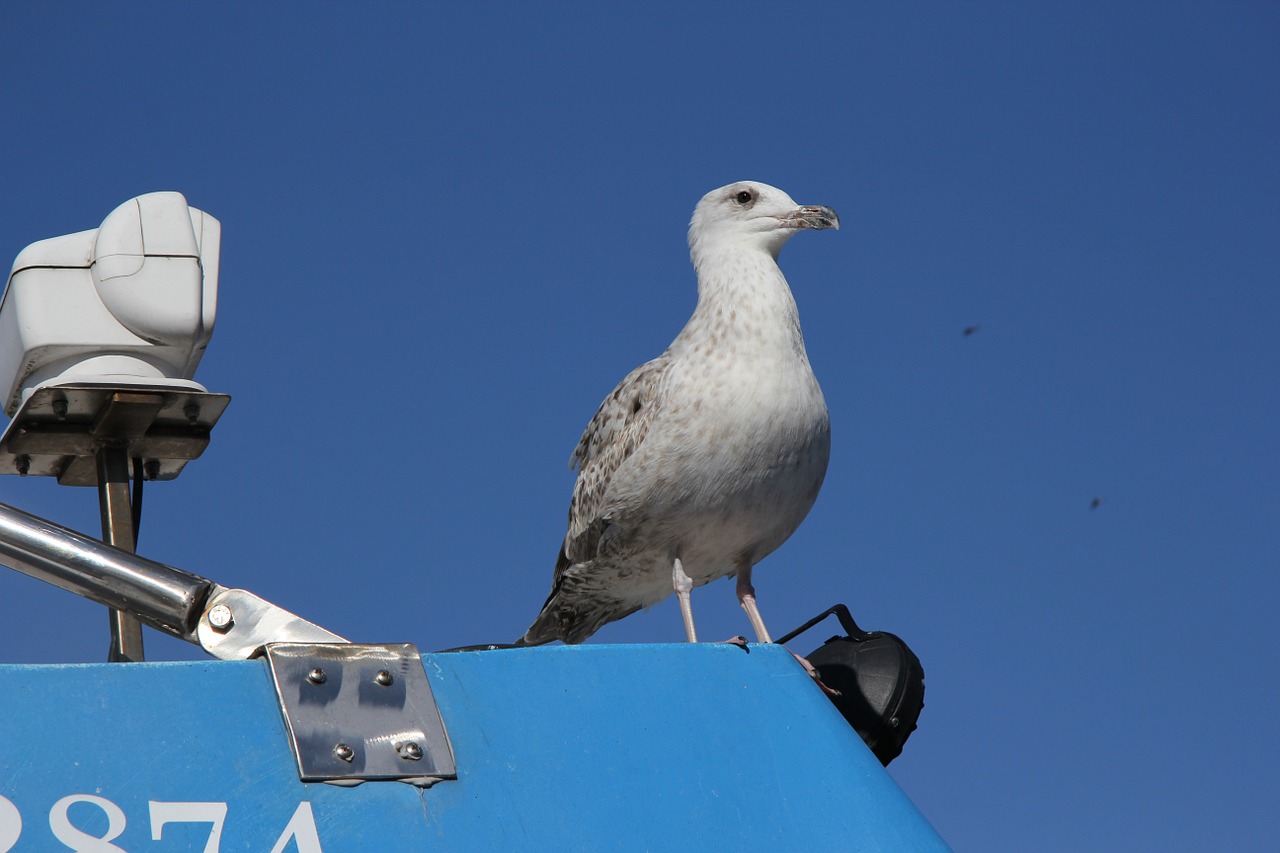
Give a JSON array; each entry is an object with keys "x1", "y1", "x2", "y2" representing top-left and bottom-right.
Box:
[{"x1": 778, "y1": 205, "x2": 840, "y2": 231}]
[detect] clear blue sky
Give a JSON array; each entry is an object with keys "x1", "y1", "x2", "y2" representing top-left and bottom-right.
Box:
[{"x1": 2, "y1": 3, "x2": 1277, "y2": 850}]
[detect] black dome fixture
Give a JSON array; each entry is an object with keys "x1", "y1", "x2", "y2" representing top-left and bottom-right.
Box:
[{"x1": 778, "y1": 604, "x2": 925, "y2": 766}]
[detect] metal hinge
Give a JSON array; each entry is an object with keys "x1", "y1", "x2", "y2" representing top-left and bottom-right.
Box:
[{"x1": 264, "y1": 643, "x2": 456, "y2": 787}]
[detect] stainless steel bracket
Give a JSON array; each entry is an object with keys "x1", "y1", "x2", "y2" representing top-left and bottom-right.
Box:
[
  {"x1": 198, "y1": 586, "x2": 348, "y2": 659},
  {"x1": 0, "y1": 384, "x2": 231, "y2": 484},
  {"x1": 0, "y1": 503, "x2": 459, "y2": 787},
  {"x1": 264, "y1": 643, "x2": 456, "y2": 787}
]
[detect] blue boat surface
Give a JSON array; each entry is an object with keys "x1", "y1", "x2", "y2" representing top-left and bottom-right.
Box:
[{"x1": 0, "y1": 642, "x2": 948, "y2": 852}]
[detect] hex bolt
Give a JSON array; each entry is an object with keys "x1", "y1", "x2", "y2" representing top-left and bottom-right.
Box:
[
  {"x1": 374, "y1": 670, "x2": 394, "y2": 686},
  {"x1": 398, "y1": 742, "x2": 423, "y2": 761},
  {"x1": 333, "y1": 743, "x2": 355, "y2": 762},
  {"x1": 15, "y1": 455, "x2": 30, "y2": 477},
  {"x1": 184, "y1": 403, "x2": 200, "y2": 425},
  {"x1": 306, "y1": 668, "x2": 328, "y2": 685},
  {"x1": 144, "y1": 459, "x2": 161, "y2": 480},
  {"x1": 52, "y1": 398, "x2": 68, "y2": 421},
  {"x1": 207, "y1": 604, "x2": 234, "y2": 632}
]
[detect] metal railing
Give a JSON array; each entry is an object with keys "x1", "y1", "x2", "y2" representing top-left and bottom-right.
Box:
[{"x1": 0, "y1": 501, "x2": 345, "y2": 659}]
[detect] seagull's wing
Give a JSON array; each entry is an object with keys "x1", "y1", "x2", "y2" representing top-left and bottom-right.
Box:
[
  {"x1": 517, "y1": 356, "x2": 670, "y2": 645},
  {"x1": 562, "y1": 354, "x2": 670, "y2": 563}
]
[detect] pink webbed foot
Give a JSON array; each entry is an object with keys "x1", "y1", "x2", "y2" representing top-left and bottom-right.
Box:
[{"x1": 792, "y1": 651, "x2": 841, "y2": 697}]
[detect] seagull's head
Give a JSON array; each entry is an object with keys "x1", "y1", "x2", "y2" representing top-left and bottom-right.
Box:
[{"x1": 688, "y1": 181, "x2": 839, "y2": 262}]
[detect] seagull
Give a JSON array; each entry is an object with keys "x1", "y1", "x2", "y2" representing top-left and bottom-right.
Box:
[{"x1": 517, "y1": 181, "x2": 839, "y2": 648}]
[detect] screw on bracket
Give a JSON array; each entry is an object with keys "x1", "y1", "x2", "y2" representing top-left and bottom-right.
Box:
[
  {"x1": 333, "y1": 743, "x2": 355, "y2": 763},
  {"x1": 306, "y1": 668, "x2": 327, "y2": 685},
  {"x1": 15, "y1": 455, "x2": 30, "y2": 476},
  {"x1": 374, "y1": 670, "x2": 394, "y2": 686},
  {"x1": 207, "y1": 604, "x2": 234, "y2": 632},
  {"x1": 398, "y1": 742, "x2": 423, "y2": 761}
]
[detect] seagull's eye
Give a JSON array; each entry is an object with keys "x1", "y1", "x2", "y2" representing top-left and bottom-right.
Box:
[{"x1": 735, "y1": 190, "x2": 753, "y2": 205}]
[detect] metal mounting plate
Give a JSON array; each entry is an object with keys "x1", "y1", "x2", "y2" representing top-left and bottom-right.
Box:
[
  {"x1": 264, "y1": 643, "x2": 456, "y2": 786},
  {"x1": 0, "y1": 383, "x2": 230, "y2": 484}
]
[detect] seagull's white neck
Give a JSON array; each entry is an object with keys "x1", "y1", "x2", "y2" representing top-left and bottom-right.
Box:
[{"x1": 675, "y1": 242, "x2": 806, "y2": 357}]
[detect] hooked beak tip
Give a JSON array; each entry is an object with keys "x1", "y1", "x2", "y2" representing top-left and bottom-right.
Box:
[{"x1": 785, "y1": 205, "x2": 840, "y2": 231}]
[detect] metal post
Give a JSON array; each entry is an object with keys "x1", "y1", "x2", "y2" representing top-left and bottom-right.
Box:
[{"x1": 97, "y1": 444, "x2": 145, "y2": 662}]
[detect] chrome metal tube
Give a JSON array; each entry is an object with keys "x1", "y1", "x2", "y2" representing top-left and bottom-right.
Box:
[{"x1": 0, "y1": 502, "x2": 212, "y2": 642}]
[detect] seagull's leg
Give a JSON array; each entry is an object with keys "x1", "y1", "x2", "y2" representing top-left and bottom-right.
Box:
[
  {"x1": 737, "y1": 561, "x2": 838, "y2": 694},
  {"x1": 735, "y1": 562, "x2": 772, "y2": 643},
  {"x1": 672, "y1": 558, "x2": 698, "y2": 643}
]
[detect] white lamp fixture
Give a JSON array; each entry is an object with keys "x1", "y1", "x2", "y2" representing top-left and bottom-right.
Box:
[
  {"x1": 0, "y1": 192, "x2": 219, "y2": 413},
  {"x1": 0, "y1": 192, "x2": 230, "y2": 485}
]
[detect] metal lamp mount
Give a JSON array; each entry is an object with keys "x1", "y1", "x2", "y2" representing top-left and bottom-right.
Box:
[{"x1": 0, "y1": 383, "x2": 231, "y2": 660}]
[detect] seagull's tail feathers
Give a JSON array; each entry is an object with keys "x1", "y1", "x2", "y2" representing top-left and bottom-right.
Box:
[
  {"x1": 513, "y1": 621, "x2": 560, "y2": 647},
  {"x1": 516, "y1": 549, "x2": 577, "y2": 646},
  {"x1": 518, "y1": 550, "x2": 644, "y2": 646},
  {"x1": 517, "y1": 589, "x2": 590, "y2": 646},
  {"x1": 513, "y1": 602, "x2": 564, "y2": 647},
  {"x1": 518, "y1": 595, "x2": 641, "y2": 646}
]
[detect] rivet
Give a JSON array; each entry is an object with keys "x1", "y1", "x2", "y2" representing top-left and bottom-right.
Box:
[
  {"x1": 208, "y1": 604, "x2": 233, "y2": 631},
  {"x1": 307, "y1": 668, "x2": 327, "y2": 685},
  {"x1": 333, "y1": 743, "x2": 354, "y2": 762},
  {"x1": 399, "y1": 742, "x2": 423, "y2": 761},
  {"x1": 374, "y1": 670, "x2": 394, "y2": 686}
]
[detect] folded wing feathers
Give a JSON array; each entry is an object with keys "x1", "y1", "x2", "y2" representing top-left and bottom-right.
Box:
[{"x1": 562, "y1": 355, "x2": 670, "y2": 563}]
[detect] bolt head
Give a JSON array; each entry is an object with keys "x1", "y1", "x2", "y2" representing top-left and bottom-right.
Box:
[
  {"x1": 307, "y1": 668, "x2": 328, "y2": 685},
  {"x1": 333, "y1": 743, "x2": 355, "y2": 762},
  {"x1": 208, "y1": 604, "x2": 234, "y2": 631},
  {"x1": 374, "y1": 670, "x2": 394, "y2": 686},
  {"x1": 399, "y1": 742, "x2": 423, "y2": 761}
]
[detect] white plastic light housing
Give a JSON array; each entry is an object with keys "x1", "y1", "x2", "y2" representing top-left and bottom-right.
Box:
[{"x1": 0, "y1": 192, "x2": 219, "y2": 417}]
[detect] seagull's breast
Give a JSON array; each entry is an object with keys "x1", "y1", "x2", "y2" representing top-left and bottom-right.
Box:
[
  {"x1": 609, "y1": 312, "x2": 831, "y2": 582},
  {"x1": 679, "y1": 343, "x2": 829, "y2": 552}
]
